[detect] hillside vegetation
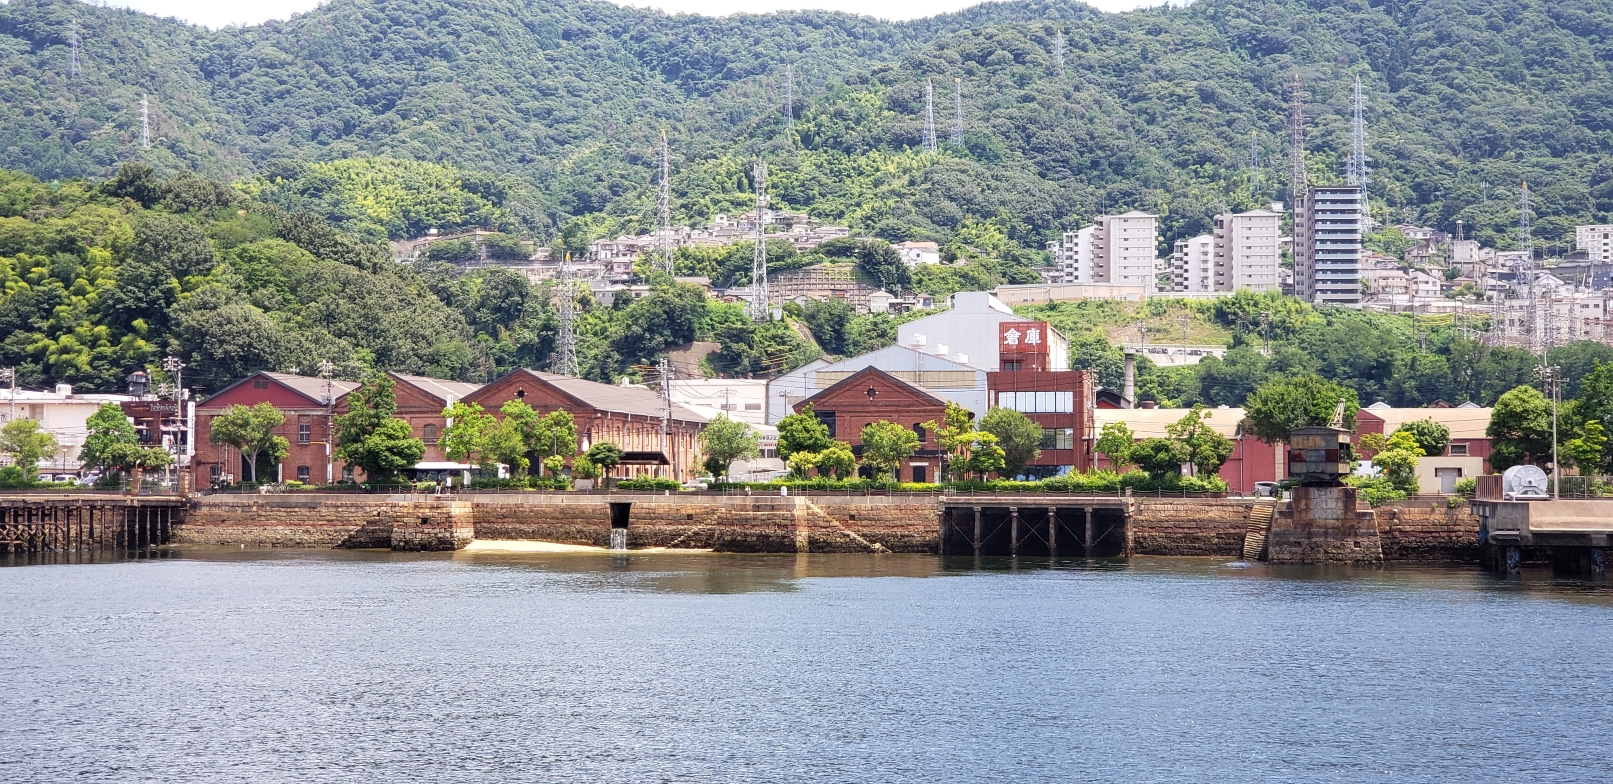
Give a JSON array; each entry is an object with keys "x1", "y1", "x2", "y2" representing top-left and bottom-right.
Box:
[{"x1": 0, "y1": 0, "x2": 1609, "y2": 254}]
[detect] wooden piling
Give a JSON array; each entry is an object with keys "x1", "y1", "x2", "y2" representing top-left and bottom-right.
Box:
[
  {"x1": 972, "y1": 507, "x2": 982, "y2": 557},
  {"x1": 1047, "y1": 507, "x2": 1057, "y2": 557},
  {"x1": 1084, "y1": 507, "x2": 1093, "y2": 557},
  {"x1": 1009, "y1": 507, "x2": 1020, "y2": 557}
]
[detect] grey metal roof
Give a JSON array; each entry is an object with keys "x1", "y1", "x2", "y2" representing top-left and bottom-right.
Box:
[
  {"x1": 262, "y1": 372, "x2": 360, "y2": 404},
  {"x1": 523, "y1": 370, "x2": 708, "y2": 424},
  {"x1": 390, "y1": 373, "x2": 482, "y2": 404}
]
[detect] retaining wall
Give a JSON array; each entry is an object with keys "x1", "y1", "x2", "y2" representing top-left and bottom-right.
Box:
[{"x1": 176, "y1": 492, "x2": 1483, "y2": 561}]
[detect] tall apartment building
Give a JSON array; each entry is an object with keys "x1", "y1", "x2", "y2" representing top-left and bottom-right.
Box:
[
  {"x1": 1047, "y1": 226, "x2": 1095, "y2": 284},
  {"x1": 1212, "y1": 208, "x2": 1282, "y2": 292},
  {"x1": 1046, "y1": 211, "x2": 1158, "y2": 289},
  {"x1": 1170, "y1": 235, "x2": 1213, "y2": 292},
  {"x1": 1293, "y1": 185, "x2": 1363, "y2": 305},
  {"x1": 1576, "y1": 225, "x2": 1613, "y2": 265}
]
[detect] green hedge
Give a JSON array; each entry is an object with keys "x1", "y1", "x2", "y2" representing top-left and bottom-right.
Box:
[
  {"x1": 615, "y1": 477, "x2": 682, "y2": 491},
  {"x1": 705, "y1": 470, "x2": 1227, "y2": 494}
]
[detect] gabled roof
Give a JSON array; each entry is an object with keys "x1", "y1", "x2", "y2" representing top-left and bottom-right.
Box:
[
  {"x1": 485, "y1": 369, "x2": 707, "y2": 424},
  {"x1": 202, "y1": 371, "x2": 358, "y2": 408},
  {"x1": 389, "y1": 372, "x2": 481, "y2": 404},
  {"x1": 796, "y1": 366, "x2": 948, "y2": 410}
]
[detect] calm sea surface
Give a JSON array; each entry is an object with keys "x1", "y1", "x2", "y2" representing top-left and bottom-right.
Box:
[{"x1": 2, "y1": 548, "x2": 1610, "y2": 783}]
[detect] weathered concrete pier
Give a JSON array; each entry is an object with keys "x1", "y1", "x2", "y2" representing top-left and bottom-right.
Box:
[
  {"x1": 1470, "y1": 499, "x2": 1612, "y2": 575},
  {"x1": 0, "y1": 495, "x2": 187, "y2": 553}
]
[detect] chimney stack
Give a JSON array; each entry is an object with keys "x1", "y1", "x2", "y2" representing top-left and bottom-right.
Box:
[{"x1": 1122, "y1": 348, "x2": 1136, "y2": 409}]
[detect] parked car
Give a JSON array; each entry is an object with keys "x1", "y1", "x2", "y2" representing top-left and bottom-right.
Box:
[{"x1": 1253, "y1": 481, "x2": 1280, "y2": 498}]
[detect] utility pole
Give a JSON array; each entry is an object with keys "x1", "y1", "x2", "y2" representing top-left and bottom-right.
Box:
[
  {"x1": 554, "y1": 253, "x2": 579, "y2": 376},
  {"x1": 1179, "y1": 315, "x2": 1190, "y2": 366},
  {"x1": 749, "y1": 159, "x2": 771, "y2": 322},
  {"x1": 658, "y1": 130, "x2": 674, "y2": 276},
  {"x1": 951, "y1": 77, "x2": 963, "y2": 146},
  {"x1": 658, "y1": 357, "x2": 672, "y2": 479},
  {"x1": 68, "y1": 19, "x2": 81, "y2": 80},
  {"x1": 923, "y1": 78, "x2": 937, "y2": 154},
  {"x1": 0, "y1": 367, "x2": 13, "y2": 423},
  {"x1": 318, "y1": 359, "x2": 335, "y2": 484},
  {"x1": 140, "y1": 94, "x2": 150, "y2": 150},
  {"x1": 1537, "y1": 364, "x2": 1560, "y2": 499}
]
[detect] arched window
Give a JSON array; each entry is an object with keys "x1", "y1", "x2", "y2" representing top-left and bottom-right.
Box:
[
  {"x1": 913, "y1": 423, "x2": 927, "y2": 443},
  {"x1": 423, "y1": 424, "x2": 438, "y2": 444}
]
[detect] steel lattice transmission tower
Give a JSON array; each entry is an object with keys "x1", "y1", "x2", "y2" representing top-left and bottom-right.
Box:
[
  {"x1": 140, "y1": 94, "x2": 151, "y2": 150},
  {"x1": 1346, "y1": 75, "x2": 1371, "y2": 221},
  {"x1": 1288, "y1": 77, "x2": 1306, "y2": 207},
  {"x1": 785, "y1": 64, "x2": 795, "y2": 139},
  {"x1": 68, "y1": 19, "x2": 81, "y2": 79},
  {"x1": 657, "y1": 130, "x2": 674, "y2": 276},
  {"x1": 923, "y1": 78, "x2": 937, "y2": 153},
  {"x1": 554, "y1": 254, "x2": 579, "y2": 376},
  {"x1": 1053, "y1": 31, "x2": 1065, "y2": 70},
  {"x1": 749, "y1": 159, "x2": 771, "y2": 322},
  {"x1": 1248, "y1": 131, "x2": 1260, "y2": 195},
  {"x1": 951, "y1": 77, "x2": 963, "y2": 146}
]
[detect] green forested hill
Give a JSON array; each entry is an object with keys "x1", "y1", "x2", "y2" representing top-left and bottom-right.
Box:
[{"x1": 2, "y1": 0, "x2": 1612, "y2": 252}]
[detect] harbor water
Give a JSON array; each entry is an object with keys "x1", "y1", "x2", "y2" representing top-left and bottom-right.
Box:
[{"x1": 2, "y1": 548, "x2": 1610, "y2": 782}]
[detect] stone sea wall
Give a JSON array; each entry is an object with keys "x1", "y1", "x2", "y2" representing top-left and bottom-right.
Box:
[{"x1": 175, "y1": 492, "x2": 1481, "y2": 561}]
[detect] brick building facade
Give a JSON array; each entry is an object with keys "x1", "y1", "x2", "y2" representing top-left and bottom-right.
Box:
[
  {"x1": 463, "y1": 369, "x2": 708, "y2": 481},
  {"x1": 792, "y1": 367, "x2": 948, "y2": 482},
  {"x1": 192, "y1": 372, "x2": 358, "y2": 486}
]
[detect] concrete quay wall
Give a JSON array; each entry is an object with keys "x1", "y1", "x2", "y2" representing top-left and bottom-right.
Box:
[{"x1": 175, "y1": 493, "x2": 1481, "y2": 560}]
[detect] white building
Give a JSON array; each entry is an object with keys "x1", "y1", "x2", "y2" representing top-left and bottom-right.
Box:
[
  {"x1": 1294, "y1": 185, "x2": 1364, "y2": 305},
  {"x1": 0, "y1": 385, "x2": 139, "y2": 475},
  {"x1": 1576, "y1": 224, "x2": 1613, "y2": 265},
  {"x1": 897, "y1": 291, "x2": 1067, "y2": 374},
  {"x1": 765, "y1": 345, "x2": 989, "y2": 424},
  {"x1": 666, "y1": 379, "x2": 769, "y2": 428},
  {"x1": 1212, "y1": 209, "x2": 1282, "y2": 292},
  {"x1": 1047, "y1": 212, "x2": 1158, "y2": 290},
  {"x1": 893, "y1": 241, "x2": 941, "y2": 267},
  {"x1": 1170, "y1": 235, "x2": 1213, "y2": 293}
]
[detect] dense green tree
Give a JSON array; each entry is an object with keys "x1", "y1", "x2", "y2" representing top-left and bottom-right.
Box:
[
  {"x1": 860, "y1": 420, "x2": 920, "y2": 479},
  {"x1": 979, "y1": 407, "x2": 1043, "y2": 478},
  {"x1": 440, "y1": 402, "x2": 498, "y2": 473},
  {"x1": 777, "y1": 403, "x2": 833, "y2": 459},
  {"x1": 585, "y1": 441, "x2": 624, "y2": 481},
  {"x1": 1396, "y1": 419, "x2": 1452, "y2": 458},
  {"x1": 700, "y1": 415, "x2": 760, "y2": 481},
  {"x1": 79, "y1": 402, "x2": 140, "y2": 475},
  {"x1": 208, "y1": 402, "x2": 288, "y2": 484},
  {"x1": 1095, "y1": 421, "x2": 1135, "y2": 470},
  {"x1": 1487, "y1": 386, "x2": 1554, "y2": 472},
  {"x1": 1132, "y1": 438, "x2": 1190, "y2": 480},
  {"x1": 802, "y1": 298, "x2": 854, "y2": 355},
  {"x1": 0, "y1": 419, "x2": 58, "y2": 481},
  {"x1": 1167, "y1": 405, "x2": 1235, "y2": 478},
  {"x1": 334, "y1": 374, "x2": 425, "y2": 482},
  {"x1": 1242, "y1": 375, "x2": 1360, "y2": 445}
]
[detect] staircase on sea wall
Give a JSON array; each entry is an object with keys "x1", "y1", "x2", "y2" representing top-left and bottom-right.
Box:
[{"x1": 1242, "y1": 501, "x2": 1275, "y2": 561}]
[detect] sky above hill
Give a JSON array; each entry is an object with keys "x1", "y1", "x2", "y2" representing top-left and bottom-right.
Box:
[{"x1": 110, "y1": 0, "x2": 1151, "y2": 29}]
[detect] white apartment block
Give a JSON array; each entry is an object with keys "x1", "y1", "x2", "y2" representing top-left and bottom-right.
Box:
[
  {"x1": 1047, "y1": 212, "x2": 1158, "y2": 290},
  {"x1": 1212, "y1": 209, "x2": 1282, "y2": 292},
  {"x1": 1047, "y1": 226, "x2": 1096, "y2": 284},
  {"x1": 1170, "y1": 235, "x2": 1213, "y2": 292},
  {"x1": 1294, "y1": 185, "x2": 1364, "y2": 305},
  {"x1": 1576, "y1": 225, "x2": 1613, "y2": 265}
]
